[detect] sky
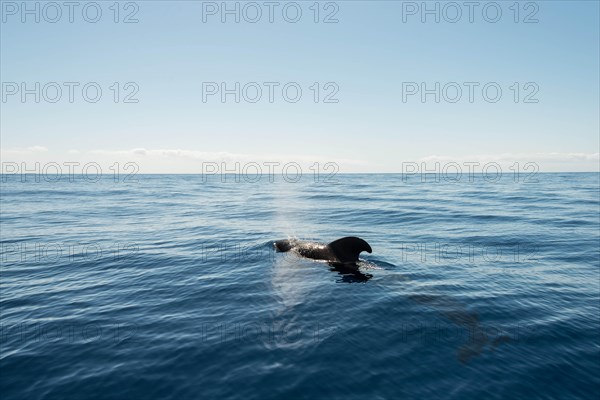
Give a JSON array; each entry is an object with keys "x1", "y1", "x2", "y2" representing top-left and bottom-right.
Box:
[{"x1": 1, "y1": 0, "x2": 599, "y2": 173}]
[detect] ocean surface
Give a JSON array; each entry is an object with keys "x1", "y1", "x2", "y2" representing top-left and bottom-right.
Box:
[{"x1": 1, "y1": 173, "x2": 599, "y2": 399}]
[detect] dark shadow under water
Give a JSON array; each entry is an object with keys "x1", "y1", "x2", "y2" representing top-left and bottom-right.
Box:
[
  {"x1": 271, "y1": 244, "x2": 510, "y2": 362},
  {"x1": 407, "y1": 293, "x2": 512, "y2": 363},
  {"x1": 375, "y1": 259, "x2": 514, "y2": 363},
  {"x1": 328, "y1": 262, "x2": 373, "y2": 283}
]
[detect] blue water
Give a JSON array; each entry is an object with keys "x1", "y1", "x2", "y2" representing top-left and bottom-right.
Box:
[{"x1": 1, "y1": 173, "x2": 599, "y2": 399}]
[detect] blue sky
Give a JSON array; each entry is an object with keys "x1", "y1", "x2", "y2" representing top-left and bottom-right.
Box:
[{"x1": 1, "y1": 0, "x2": 599, "y2": 172}]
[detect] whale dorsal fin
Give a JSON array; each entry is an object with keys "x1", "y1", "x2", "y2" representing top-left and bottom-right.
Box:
[{"x1": 327, "y1": 237, "x2": 372, "y2": 263}]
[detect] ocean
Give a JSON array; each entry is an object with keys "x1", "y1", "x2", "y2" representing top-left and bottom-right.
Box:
[{"x1": 1, "y1": 173, "x2": 599, "y2": 399}]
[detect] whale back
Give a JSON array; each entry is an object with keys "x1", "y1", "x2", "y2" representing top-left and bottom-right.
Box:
[{"x1": 327, "y1": 237, "x2": 372, "y2": 263}]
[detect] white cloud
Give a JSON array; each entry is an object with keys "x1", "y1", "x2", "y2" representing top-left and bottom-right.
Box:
[
  {"x1": 1, "y1": 147, "x2": 597, "y2": 173},
  {"x1": 419, "y1": 152, "x2": 599, "y2": 163},
  {"x1": 410, "y1": 152, "x2": 600, "y2": 173},
  {"x1": 87, "y1": 147, "x2": 369, "y2": 168},
  {"x1": 1, "y1": 146, "x2": 48, "y2": 154}
]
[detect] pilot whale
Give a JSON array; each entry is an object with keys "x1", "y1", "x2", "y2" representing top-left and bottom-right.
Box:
[{"x1": 274, "y1": 236, "x2": 372, "y2": 265}]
